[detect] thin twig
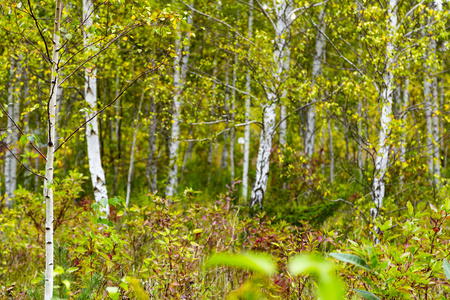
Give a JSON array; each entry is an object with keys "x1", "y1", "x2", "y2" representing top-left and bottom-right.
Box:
[
  {"x1": 187, "y1": 119, "x2": 228, "y2": 125},
  {"x1": 26, "y1": 0, "x2": 51, "y2": 63},
  {"x1": 54, "y1": 55, "x2": 170, "y2": 153},
  {"x1": 273, "y1": 83, "x2": 344, "y2": 132},
  {"x1": 189, "y1": 68, "x2": 260, "y2": 102},
  {"x1": 180, "y1": 1, "x2": 251, "y2": 43},
  {"x1": 59, "y1": 23, "x2": 141, "y2": 85},
  {"x1": 179, "y1": 121, "x2": 261, "y2": 142},
  {"x1": 0, "y1": 102, "x2": 47, "y2": 161},
  {"x1": 3, "y1": 143, "x2": 46, "y2": 180}
]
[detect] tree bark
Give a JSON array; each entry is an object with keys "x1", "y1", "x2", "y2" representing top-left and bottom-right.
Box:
[
  {"x1": 242, "y1": 0, "x2": 253, "y2": 203},
  {"x1": 147, "y1": 94, "x2": 158, "y2": 192},
  {"x1": 304, "y1": 7, "x2": 326, "y2": 157},
  {"x1": 250, "y1": 0, "x2": 292, "y2": 207},
  {"x1": 166, "y1": 3, "x2": 193, "y2": 197},
  {"x1": 125, "y1": 91, "x2": 144, "y2": 210},
  {"x1": 44, "y1": 2, "x2": 62, "y2": 298},
  {"x1": 371, "y1": 0, "x2": 397, "y2": 242},
  {"x1": 84, "y1": 0, "x2": 109, "y2": 215},
  {"x1": 423, "y1": 1, "x2": 442, "y2": 186},
  {"x1": 400, "y1": 76, "x2": 409, "y2": 186},
  {"x1": 4, "y1": 57, "x2": 20, "y2": 208},
  {"x1": 230, "y1": 51, "x2": 238, "y2": 183},
  {"x1": 24, "y1": 65, "x2": 31, "y2": 188},
  {"x1": 328, "y1": 117, "x2": 334, "y2": 182},
  {"x1": 112, "y1": 50, "x2": 120, "y2": 194},
  {"x1": 182, "y1": 126, "x2": 194, "y2": 172}
]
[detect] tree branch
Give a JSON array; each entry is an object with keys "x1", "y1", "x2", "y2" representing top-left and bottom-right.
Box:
[
  {"x1": 3, "y1": 143, "x2": 46, "y2": 180},
  {"x1": 54, "y1": 55, "x2": 170, "y2": 153},
  {"x1": 0, "y1": 102, "x2": 47, "y2": 161},
  {"x1": 26, "y1": 0, "x2": 51, "y2": 63}
]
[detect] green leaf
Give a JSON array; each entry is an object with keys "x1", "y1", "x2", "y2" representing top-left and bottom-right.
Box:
[
  {"x1": 65, "y1": 33, "x2": 73, "y2": 40},
  {"x1": 353, "y1": 289, "x2": 380, "y2": 300},
  {"x1": 19, "y1": 134, "x2": 28, "y2": 146},
  {"x1": 62, "y1": 280, "x2": 70, "y2": 290},
  {"x1": 443, "y1": 258, "x2": 450, "y2": 280},
  {"x1": 289, "y1": 254, "x2": 332, "y2": 276},
  {"x1": 91, "y1": 202, "x2": 99, "y2": 211},
  {"x1": 54, "y1": 265, "x2": 64, "y2": 276},
  {"x1": 288, "y1": 255, "x2": 344, "y2": 300},
  {"x1": 109, "y1": 196, "x2": 124, "y2": 207},
  {"x1": 407, "y1": 201, "x2": 414, "y2": 217},
  {"x1": 379, "y1": 219, "x2": 392, "y2": 232},
  {"x1": 206, "y1": 252, "x2": 276, "y2": 276},
  {"x1": 98, "y1": 218, "x2": 110, "y2": 226},
  {"x1": 430, "y1": 203, "x2": 438, "y2": 213},
  {"x1": 99, "y1": 198, "x2": 108, "y2": 208},
  {"x1": 329, "y1": 253, "x2": 370, "y2": 271},
  {"x1": 106, "y1": 287, "x2": 119, "y2": 300},
  {"x1": 66, "y1": 267, "x2": 79, "y2": 273},
  {"x1": 30, "y1": 277, "x2": 41, "y2": 285}
]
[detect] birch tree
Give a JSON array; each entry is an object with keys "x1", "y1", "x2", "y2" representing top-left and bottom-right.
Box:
[
  {"x1": 147, "y1": 82, "x2": 158, "y2": 192},
  {"x1": 304, "y1": 7, "x2": 326, "y2": 157},
  {"x1": 250, "y1": 0, "x2": 293, "y2": 208},
  {"x1": 44, "y1": 2, "x2": 63, "y2": 297},
  {"x1": 242, "y1": 0, "x2": 253, "y2": 202},
  {"x1": 4, "y1": 57, "x2": 20, "y2": 208},
  {"x1": 83, "y1": 0, "x2": 109, "y2": 215},
  {"x1": 126, "y1": 90, "x2": 145, "y2": 209},
  {"x1": 424, "y1": 0, "x2": 443, "y2": 186},
  {"x1": 166, "y1": 3, "x2": 193, "y2": 197},
  {"x1": 371, "y1": 0, "x2": 398, "y2": 239}
]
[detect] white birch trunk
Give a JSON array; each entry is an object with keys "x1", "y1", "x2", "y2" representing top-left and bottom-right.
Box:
[
  {"x1": 279, "y1": 105, "x2": 287, "y2": 146},
  {"x1": 207, "y1": 57, "x2": 218, "y2": 184},
  {"x1": 182, "y1": 136, "x2": 194, "y2": 171},
  {"x1": 166, "y1": 3, "x2": 193, "y2": 197},
  {"x1": 166, "y1": 31, "x2": 182, "y2": 197},
  {"x1": 278, "y1": 53, "x2": 290, "y2": 147},
  {"x1": 147, "y1": 95, "x2": 158, "y2": 192},
  {"x1": 250, "y1": 103, "x2": 277, "y2": 207},
  {"x1": 424, "y1": 73, "x2": 434, "y2": 180},
  {"x1": 328, "y1": 118, "x2": 334, "y2": 182},
  {"x1": 357, "y1": 99, "x2": 363, "y2": 178},
  {"x1": 114, "y1": 42, "x2": 121, "y2": 142},
  {"x1": 423, "y1": 1, "x2": 442, "y2": 185},
  {"x1": 356, "y1": 3, "x2": 363, "y2": 179},
  {"x1": 400, "y1": 76, "x2": 409, "y2": 186},
  {"x1": 24, "y1": 66, "x2": 31, "y2": 187},
  {"x1": 4, "y1": 57, "x2": 19, "y2": 208},
  {"x1": 181, "y1": 125, "x2": 194, "y2": 177},
  {"x1": 305, "y1": 8, "x2": 326, "y2": 157},
  {"x1": 35, "y1": 78, "x2": 42, "y2": 192},
  {"x1": 431, "y1": 6, "x2": 441, "y2": 184},
  {"x1": 242, "y1": 0, "x2": 253, "y2": 202},
  {"x1": 125, "y1": 92, "x2": 144, "y2": 210},
  {"x1": 54, "y1": 80, "x2": 63, "y2": 147},
  {"x1": 112, "y1": 57, "x2": 120, "y2": 193},
  {"x1": 250, "y1": 0, "x2": 292, "y2": 207},
  {"x1": 44, "y1": 2, "x2": 62, "y2": 298},
  {"x1": 220, "y1": 61, "x2": 231, "y2": 174},
  {"x1": 83, "y1": 0, "x2": 109, "y2": 215},
  {"x1": 230, "y1": 52, "x2": 238, "y2": 182},
  {"x1": 371, "y1": 0, "x2": 397, "y2": 237}
]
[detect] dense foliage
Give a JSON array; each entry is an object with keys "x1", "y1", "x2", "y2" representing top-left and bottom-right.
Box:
[{"x1": 1, "y1": 0, "x2": 450, "y2": 299}]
